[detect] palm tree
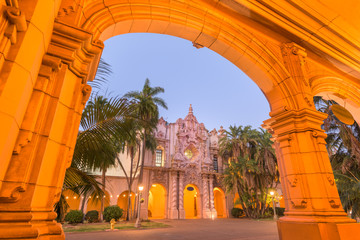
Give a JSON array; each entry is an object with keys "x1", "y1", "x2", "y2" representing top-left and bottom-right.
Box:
[
  {"x1": 124, "y1": 78, "x2": 168, "y2": 186},
  {"x1": 74, "y1": 95, "x2": 135, "y2": 220},
  {"x1": 314, "y1": 96, "x2": 360, "y2": 219},
  {"x1": 220, "y1": 125, "x2": 278, "y2": 218}
]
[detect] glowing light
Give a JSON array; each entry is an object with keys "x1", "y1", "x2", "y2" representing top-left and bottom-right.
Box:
[
  {"x1": 270, "y1": 191, "x2": 274, "y2": 196},
  {"x1": 116, "y1": 195, "x2": 119, "y2": 198},
  {"x1": 96, "y1": 196, "x2": 99, "y2": 198},
  {"x1": 110, "y1": 195, "x2": 113, "y2": 198},
  {"x1": 89, "y1": 196, "x2": 91, "y2": 199},
  {"x1": 65, "y1": 196, "x2": 68, "y2": 199},
  {"x1": 123, "y1": 194, "x2": 126, "y2": 197},
  {"x1": 130, "y1": 194, "x2": 132, "y2": 197},
  {"x1": 152, "y1": 184, "x2": 157, "y2": 187},
  {"x1": 73, "y1": 196, "x2": 77, "y2": 199},
  {"x1": 139, "y1": 186, "x2": 144, "y2": 191},
  {"x1": 103, "y1": 196, "x2": 106, "y2": 198}
]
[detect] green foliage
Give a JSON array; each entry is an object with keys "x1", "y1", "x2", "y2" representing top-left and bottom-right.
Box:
[
  {"x1": 65, "y1": 210, "x2": 84, "y2": 224},
  {"x1": 276, "y1": 207, "x2": 285, "y2": 216},
  {"x1": 103, "y1": 205, "x2": 123, "y2": 222},
  {"x1": 231, "y1": 208, "x2": 244, "y2": 218},
  {"x1": 221, "y1": 125, "x2": 278, "y2": 219},
  {"x1": 85, "y1": 210, "x2": 99, "y2": 223},
  {"x1": 314, "y1": 96, "x2": 360, "y2": 219}
]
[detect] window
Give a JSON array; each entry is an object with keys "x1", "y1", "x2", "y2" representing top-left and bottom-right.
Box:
[
  {"x1": 155, "y1": 149, "x2": 163, "y2": 167},
  {"x1": 213, "y1": 155, "x2": 218, "y2": 172}
]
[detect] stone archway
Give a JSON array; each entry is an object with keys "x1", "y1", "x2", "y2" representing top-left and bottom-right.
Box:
[
  {"x1": 0, "y1": 1, "x2": 360, "y2": 239},
  {"x1": 184, "y1": 184, "x2": 201, "y2": 219},
  {"x1": 86, "y1": 191, "x2": 110, "y2": 213},
  {"x1": 117, "y1": 191, "x2": 135, "y2": 219},
  {"x1": 213, "y1": 187, "x2": 226, "y2": 218},
  {"x1": 148, "y1": 184, "x2": 166, "y2": 219}
]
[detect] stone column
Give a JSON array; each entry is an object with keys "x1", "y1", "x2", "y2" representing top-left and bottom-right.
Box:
[
  {"x1": 202, "y1": 174, "x2": 211, "y2": 218},
  {"x1": 209, "y1": 175, "x2": 217, "y2": 218},
  {"x1": 169, "y1": 171, "x2": 179, "y2": 219},
  {"x1": 262, "y1": 42, "x2": 360, "y2": 239},
  {"x1": 0, "y1": 19, "x2": 102, "y2": 239},
  {"x1": 178, "y1": 172, "x2": 185, "y2": 219}
]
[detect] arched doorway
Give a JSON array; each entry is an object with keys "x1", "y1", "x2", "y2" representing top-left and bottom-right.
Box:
[
  {"x1": 86, "y1": 191, "x2": 110, "y2": 213},
  {"x1": 148, "y1": 184, "x2": 166, "y2": 219},
  {"x1": 117, "y1": 191, "x2": 135, "y2": 219},
  {"x1": 62, "y1": 190, "x2": 80, "y2": 212},
  {"x1": 184, "y1": 184, "x2": 200, "y2": 219},
  {"x1": 213, "y1": 188, "x2": 226, "y2": 218}
]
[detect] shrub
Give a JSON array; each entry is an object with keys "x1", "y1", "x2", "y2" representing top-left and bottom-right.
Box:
[
  {"x1": 103, "y1": 205, "x2": 123, "y2": 222},
  {"x1": 276, "y1": 207, "x2": 285, "y2": 216},
  {"x1": 268, "y1": 207, "x2": 285, "y2": 217},
  {"x1": 231, "y1": 208, "x2": 244, "y2": 218},
  {"x1": 85, "y1": 210, "x2": 99, "y2": 223},
  {"x1": 65, "y1": 210, "x2": 84, "y2": 224}
]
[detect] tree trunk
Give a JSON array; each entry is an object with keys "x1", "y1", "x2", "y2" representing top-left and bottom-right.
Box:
[
  {"x1": 138, "y1": 131, "x2": 146, "y2": 186},
  {"x1": 100, "y1": 166, "x2": 106, "y2": 221}
]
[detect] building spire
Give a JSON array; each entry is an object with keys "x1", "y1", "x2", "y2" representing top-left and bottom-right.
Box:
[{"x1": 189, "y1": 104, "x2": 193, "y2": 114}]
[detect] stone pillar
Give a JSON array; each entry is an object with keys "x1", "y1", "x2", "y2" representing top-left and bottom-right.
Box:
[
  {"x1": 209, "y1": 175, "x2": 217, "y2": 218},
  {"x1": 169, "y1": 171, "x2": 179, "y2": 219},
  {"x1": 178, "y1": 172, "x2": 185, "y2": 219},
  {"x1": 202, "y1": 174, "x2": 211, "y2": 218},
  {"x1": 0, "y1": 19, "x2": 102, "y2": 239},
  {"x1": 262, "y1": 42, "x2": 360, "y2": 239}
]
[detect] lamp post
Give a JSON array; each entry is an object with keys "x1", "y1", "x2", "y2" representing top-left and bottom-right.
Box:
[
  {"x1": 270, "y1": 191, "x2": 278, "y2": 220},
  {"x1": 135, "y1": 185, "x2": 144, "y2": 228}
]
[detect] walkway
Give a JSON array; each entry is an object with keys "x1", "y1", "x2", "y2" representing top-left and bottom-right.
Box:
[{"x1": 65, "y1": 218, "x2": 279, "y2": 240}]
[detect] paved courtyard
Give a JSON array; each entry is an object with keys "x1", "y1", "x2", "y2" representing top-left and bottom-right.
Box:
[{"x1": 65, "y1": 218, "x2": 279, "y2": 240}]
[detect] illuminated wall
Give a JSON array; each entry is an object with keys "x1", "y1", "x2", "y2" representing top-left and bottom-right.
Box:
[{"x1": 148, "y1": 184, "x2": 166, "y2": 219}]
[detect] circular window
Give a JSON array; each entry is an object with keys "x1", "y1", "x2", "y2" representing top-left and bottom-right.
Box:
[
  {"x1": 187, "y1": 186, "x2": 194, "y2": 191},
  {"x1": 184, "y1": 149, "x2": 193, "y2": 159}
]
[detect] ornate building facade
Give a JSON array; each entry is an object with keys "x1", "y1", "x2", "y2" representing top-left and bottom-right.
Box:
[
  {"x1": 78, "y1": 105, "x2": 231, "y2": 219},
  {"x1": 139, "y1": 105, "x2": 227, "y2": 219}
]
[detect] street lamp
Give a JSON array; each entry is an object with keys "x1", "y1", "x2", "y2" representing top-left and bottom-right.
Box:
[
  {"x1": 270, "y1": 191, "x2": 278, "y2": 220},
  {"x1": 135, "y1": 185, "x2": 144, "y2": 228}
]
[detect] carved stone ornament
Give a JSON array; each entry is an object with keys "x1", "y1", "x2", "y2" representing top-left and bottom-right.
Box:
[
  {"x1": 291, "y1": 199, "x2": 307, "y2": 209},
  {"x1": 329, "y1": 199, "x2": 341, "y2": 208},
  {"x1": 287, "y1": 176, "x2": 298, "y2": 187},
  {"x1": 152, "y1": 169, "x2": 168, "y2": 187}
]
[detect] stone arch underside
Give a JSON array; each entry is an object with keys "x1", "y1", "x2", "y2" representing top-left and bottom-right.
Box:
[
  {"x1": 77, "y1": 0, "x2": 304, "y2": 113},
  {"x1": 311, "y1": 75, "x2": 360, "y2": 124}
]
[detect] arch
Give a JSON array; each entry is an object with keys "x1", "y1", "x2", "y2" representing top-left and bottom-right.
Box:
[
  {"x1": 311, "y1": 75, "x2": 360, "y2": 124},
  {"x1": 213, "y1": 187, "x2": 227, "y2": 218},
  {"x1": 117, "y1": 190, "x2": 136, "y2": 219},
  {"x1": 148, "y1": 183, "x2": 166, "y2": 219},
  {"x1": 183, "y1": 184, "x2": 201, "y2": 219},
  {"x1": 62, "y1": 190, "x2": 80, "y2": 212},
  {"x1": 79, "y1": 0, "x2": 298, "y2": 113},
  {"x1": 86, "y1": 191, "x2": 110, "y2": 213}
]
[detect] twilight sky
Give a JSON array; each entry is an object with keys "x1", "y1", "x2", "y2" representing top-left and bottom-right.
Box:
[{"x1": 99, "y1": 33, "x2": 270, "y2": 131}]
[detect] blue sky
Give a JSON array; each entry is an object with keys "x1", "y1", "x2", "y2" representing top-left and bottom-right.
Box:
[{"x1": 99, "y1": 33, "x2": 270, "y2": 131}]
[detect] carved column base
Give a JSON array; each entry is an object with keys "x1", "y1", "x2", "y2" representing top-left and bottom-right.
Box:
[
  {"x1": 0, "y1": 211, "x2": 64, "y2": 240},
  {"x1": 169, "y1": 209, "x2": 179, "y2": 219},
  {"x1": 178, "y1": 209, "x2": 185, "y2": 219},
  {"x1": 203, "y1": 209, "x2": 211, "y2": 218},
  {"x1": 277, "y1": 220, "x2": 360, "y2": 240}
]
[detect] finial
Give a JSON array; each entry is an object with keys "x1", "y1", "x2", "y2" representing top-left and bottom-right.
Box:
[{"x1": 189, "y1": 104, "x2": 193, "y2": 114}]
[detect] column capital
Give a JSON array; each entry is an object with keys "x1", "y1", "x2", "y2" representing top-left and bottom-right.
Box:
[{"x1": 263, "y1": 108, "x2": 327, "y2": 140}]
